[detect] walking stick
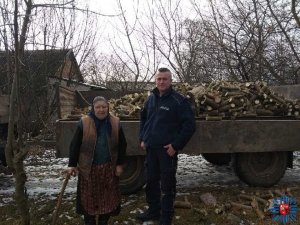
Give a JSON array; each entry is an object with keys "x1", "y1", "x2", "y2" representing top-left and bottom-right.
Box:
[{"x1": 52, "y1": 173, "x2": 71, "y2": 225}]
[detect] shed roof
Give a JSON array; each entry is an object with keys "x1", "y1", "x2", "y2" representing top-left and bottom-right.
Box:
[{"x1": 0, "y1": 49, "x2": 83, "y2": 82}]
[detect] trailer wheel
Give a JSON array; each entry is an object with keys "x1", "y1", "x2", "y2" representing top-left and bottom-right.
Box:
[
  {"x1": 201, "y1": 153, "x2": 231, "y2": 165},
  {"x1": 120, "y1": 156, "x2": 145, "y2": 195},
  {"x1": 233, "y1": 152, "x2": 288, "y2": 187}
]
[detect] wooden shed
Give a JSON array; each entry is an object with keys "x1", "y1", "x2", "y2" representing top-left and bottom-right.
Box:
[{"x1": 0, "y1": 49, "x2": 105, "y2": 133}]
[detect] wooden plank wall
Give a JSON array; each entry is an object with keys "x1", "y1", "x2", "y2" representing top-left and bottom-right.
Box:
[{"x1": 58, "y1": 86, "x2": 76, "y2": 119}]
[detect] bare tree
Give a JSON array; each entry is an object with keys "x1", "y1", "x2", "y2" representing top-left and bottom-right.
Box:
[
  {"x1": 5, "y1": 1, "x2": 35, "y2": 224},
  {"x1": 81, "y1": 50, "x2": 110, "y2": 85},
  {"x1": 106, "y1": 0, "x2": 161, "y2": 87},
  {"x1": 27, "y1": 0, "x2": 99, "y2": 67},
  {"x1": 188, "y1": 0, "x2": 300, "y2": 84},
  {"x1": 292, "y1": 0, "x2": 300, "y2": 28}
]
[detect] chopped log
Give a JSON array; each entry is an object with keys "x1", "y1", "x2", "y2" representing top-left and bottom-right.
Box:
[
  {"x1": 239, "y1": 194, "x2": 268, "y2": 205},
  {"x1": 206, "y1": 106, "x2": 213, "y2": 111},
  {"x1": 245, "y1": 82, "x2": 252, "y2": 87},
  {"x1": 219, "y1": 105, "x2": 232, "y2": 112},
  {"x1": 229, "y1": 107, "x2": 244, "y2": 113},
  {"x1": 224, "y1": 91, "x2": 245, "y2": 97},
  {"x1": 207, "y1": 110, "x2": 219, "y2": 116},
  {"x1": 187, "y1": 86, "x2": 206, "y2": 100},
  {"x1": 202, "y1": 95, "x2": 219, "y2": 109},
  {"x1": 251, "y1": 198, "x2": 265, "y2": 219},
  {"x1": 193, "y1": 208, "x2": 208, "y2": 216},
  {"x1": 174, "y1": 196, "x2": 192, "y2": 209},
  {"x1": 174, "y1": 200, "x2": 192, "y2": 209},
  {"x1": 227, "y1": 213, "x2": 242, "y2": 224},
  {"x1": 260, "y1": 191, "x2": 274, "y2": 199},
  {"x1": 274, "y1": 189, "x2": 284, "y2": 196},
  {"x1": 214, "y1": 95, "x2": 222, "y2": 104},
  {"x1": 256, "y1": 109, "x2": 274, "y2": 116},
  {"x1": 219, "y1": 85, "x2": 240, "y2": 91},
  {"x1": 214, "y1": 207, "x2": 223, "y2": 214},
  {"x1": 286, "y1": 187, "x2": 299, "y2": 196},
  {"x1": 254, "y1": 99, "x2": 260, "y2": 105},
  {"x1": 230, "y1": 202, "x2": 252, "y2": 210},
  {"x1": 204, "y1": 92, "x2": 215, "y2": 100},
  {"x1": 269, "y1": 93, "x2": 287, "y2": 105},
  {"x1": 206, "y1": 116, "x2": 223, "y2": 121}
]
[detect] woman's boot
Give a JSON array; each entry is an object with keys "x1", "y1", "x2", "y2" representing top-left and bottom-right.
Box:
[
  {"x1": 84, "y1": 214, "x2": 96, "y2": 225},
  {"x1": 98, "y1": 214, "x2": 110, "y2": 225}
]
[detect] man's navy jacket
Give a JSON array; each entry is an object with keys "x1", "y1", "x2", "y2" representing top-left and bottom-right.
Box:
[{"x1": 139, "y1": 86, "x2": 196, "y2": 151}]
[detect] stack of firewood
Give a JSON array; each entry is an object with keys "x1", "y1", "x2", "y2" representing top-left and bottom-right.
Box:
[
  {"x1": 66, "y1": 81, "x2": 300, "y2": 120},
  {"x1": 108, "y1": 92, "x2": 149, "y2": 118},
  {"x1": 108, "y1": 81, "x2": 300, "y2": 120},
  {"x1": 186, "y1": 81, "x2": 300, "y2": 120}
]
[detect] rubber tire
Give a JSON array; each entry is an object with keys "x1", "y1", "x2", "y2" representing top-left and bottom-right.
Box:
[
  {"x1": 120, "y1": 156, "x2": 145, "y2": 195},
  {"x1": 233, "y1": 152, "x2": 288, "y2": 187},
  {"x1": 201, "y1": 153, "x2": 231, "y2": 165}
]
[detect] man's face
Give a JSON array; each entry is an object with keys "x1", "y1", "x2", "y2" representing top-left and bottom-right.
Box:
[
  {"x1": 155, "y1": 71, "x2": 172, "y2": 94},
  {"x1": 94, "y1": 100, "x2": 109, "y2": 120}
]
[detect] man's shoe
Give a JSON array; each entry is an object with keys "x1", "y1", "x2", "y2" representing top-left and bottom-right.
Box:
[
  {"x1": 98, "y1": 220, "x2": 108, "y2": 225},
  {"x1": 136, "y1": 210, "x2": 160, "y2": 222}
]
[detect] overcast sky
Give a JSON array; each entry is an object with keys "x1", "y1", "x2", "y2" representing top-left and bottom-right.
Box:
[{"x1": 76, "y1": 0, "x2": 206, "y2": 55}]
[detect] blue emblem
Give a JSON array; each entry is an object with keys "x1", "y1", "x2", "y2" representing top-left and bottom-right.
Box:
[{"x1": 269, "y1": 195, "x2": 298, "y2": 224}]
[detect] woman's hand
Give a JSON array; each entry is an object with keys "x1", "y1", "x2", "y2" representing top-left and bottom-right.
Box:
[
  {"x1": 115, "y1": 165, "x2": 124, "y2": 177},
  {"x1": 140, "y1": 141, "x2": 146, "y2": 150},
  {"x1": 64, "y1": 167, "x2": 78, "y2": 177}
]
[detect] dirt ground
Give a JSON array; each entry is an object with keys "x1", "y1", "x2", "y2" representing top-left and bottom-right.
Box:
[
  {"x1": 1, "y1": 185, "x2": 300, "y2": 225},
  {"x1": 0, "y1": 146, "x2": 300, "y2": 225}
]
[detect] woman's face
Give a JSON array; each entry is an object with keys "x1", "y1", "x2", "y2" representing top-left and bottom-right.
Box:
[{"x1": 93, "y1": 100, "x2": 109, "y2": 120}]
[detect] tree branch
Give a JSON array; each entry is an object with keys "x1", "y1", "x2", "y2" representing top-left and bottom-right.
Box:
[{"x1": 291, "y1": 0, "x2": 300, "y2": 28}]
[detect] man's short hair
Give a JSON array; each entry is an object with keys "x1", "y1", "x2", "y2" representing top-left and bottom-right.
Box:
[{"x1": 158, "y1": 67, "x2": 171, "y2": 73}]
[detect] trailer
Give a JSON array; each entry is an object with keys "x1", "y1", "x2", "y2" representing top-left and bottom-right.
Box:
[
  {"x1": 54, "y1": 84, "x2": 300, "y2": 194},
  {"x1": 56, "y1": 117, "x2": 300, "y2": 194}
]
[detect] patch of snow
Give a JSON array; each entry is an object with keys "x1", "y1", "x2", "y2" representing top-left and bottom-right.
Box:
[
  {"x1": 130, "y1": 208, "x2": 144, "y2": 214},
  {"x1": 1, "y1": 148, "x2": 300, "y2": 208}
]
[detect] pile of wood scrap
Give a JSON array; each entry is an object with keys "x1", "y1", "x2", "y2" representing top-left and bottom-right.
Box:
[
  {"x1": 228, "y1": 187, "x2": 299, "y2": 220},
  {"x1": 174, "y1": 187, "x2": 298, "y2": 224}
]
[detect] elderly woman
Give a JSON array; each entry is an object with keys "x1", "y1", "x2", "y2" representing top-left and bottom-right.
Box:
[{"x1": 66, "y1": 96, "x2": 127, "y2": 225}]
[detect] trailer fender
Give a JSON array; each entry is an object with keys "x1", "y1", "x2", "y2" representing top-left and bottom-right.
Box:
[{"x1": 201, "y1": 153, "x2": 231, "y2": 165}]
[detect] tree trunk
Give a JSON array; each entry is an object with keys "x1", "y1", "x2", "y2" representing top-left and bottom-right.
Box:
[
  {"x1": 4, "y1": 1, "x2": 32, "y2": 224},
  {"x1": 14, "y1": 150, "x2": 30, "y2": 225}
]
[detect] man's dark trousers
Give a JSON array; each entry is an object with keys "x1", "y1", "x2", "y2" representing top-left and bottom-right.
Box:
[{"x1": 145, "y1": 147, "x2": 177, "y2": 225}]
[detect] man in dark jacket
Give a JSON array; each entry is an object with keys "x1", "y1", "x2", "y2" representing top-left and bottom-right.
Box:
[{"x1": 137, "y1": 68, "x2": 196, "y2": 225}]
